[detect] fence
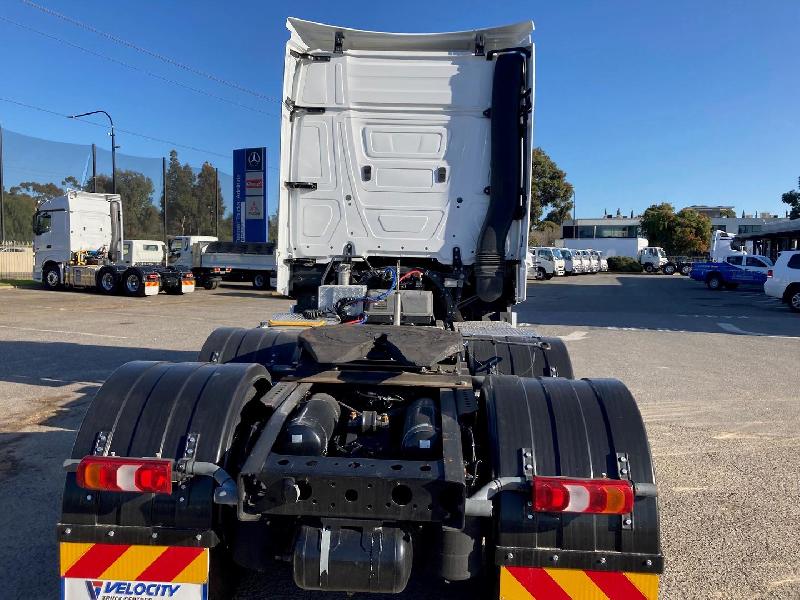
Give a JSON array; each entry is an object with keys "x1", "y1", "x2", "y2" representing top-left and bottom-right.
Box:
[
  {"x1": 0, "y1": 241, "x2": 33, "y2": 280},
  {"x1": 0, "y1": 127, "x2": 239, "y2": 243}
]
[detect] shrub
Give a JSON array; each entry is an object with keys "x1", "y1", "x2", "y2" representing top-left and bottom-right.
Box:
[{"x1": 607, "y1": 256, "x2": 643, "y2": 272}]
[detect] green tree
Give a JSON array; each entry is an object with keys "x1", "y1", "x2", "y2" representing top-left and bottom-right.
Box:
[
  {"x1": 92, "y1": 171, "x2": 160, "y2": 239},
  {"x1": 9, "y1": 181, "x2": 64, "y2": 202},
  {"x1": 268, "y1": 211, "x2": 278, "y2": 242},
  {"x1": 718, "y1": 207, "x2": 736, "y2": 218},
  {"x1": 529, "y1": 220, "x2": 559, "y2": 246},
  {"x1": 672, "y1": 208, "x2": 711, "y2": 255},
  {"x1": 531, "y1": 147, "x2": 574, "y2": 227},
  {"x1": 782, "y1": 188, "x2": 800, "y2": 220},
  {"x1": 161, "y1": 150, "x2": 196, "y2": 236},
  {"x1": 640, "y1": 203, "x2": 676, "y2": 250},
  {"x1": 1, "y1": 188, "x2": 37, "y2": 241},
  {"x1": 192, "y1": 162, "x2": 224, "y2": 236},
  {"x1": 62, "y1": 176, "x2": 83, "y2": 190}
]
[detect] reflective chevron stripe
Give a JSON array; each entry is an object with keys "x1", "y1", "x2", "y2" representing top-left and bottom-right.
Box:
[{"x1": 500, "y1": 566, "x2": 659, "y2": 600}]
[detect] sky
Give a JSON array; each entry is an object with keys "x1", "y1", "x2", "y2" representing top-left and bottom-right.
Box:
[{"x1": 0, "y1": 0, "x2": 798, "y2": 218}]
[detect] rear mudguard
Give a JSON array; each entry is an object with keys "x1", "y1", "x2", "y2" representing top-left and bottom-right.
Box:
[{"x1": 484, "y1": 376, "x2": 662, "y2": 597}]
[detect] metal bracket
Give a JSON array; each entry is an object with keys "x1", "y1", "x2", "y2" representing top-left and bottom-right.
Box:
[
  {"x1": 521, "y1": 447, "x2": 535, "y2": 522},
  {"x1": 289, "y1": 49, "x2": 331, "y2": 62},
  {"x1": 617, "y1": 452, "x2": 634, "y2": 530},
  {"x1": 284, "y1": 97, "x2": 326, "y2": 121},
  {"x1": 333, "y1": 31, "x2": 344, "y2": 54},
  {"x1": 92, "y1": 431, "x2": 112, "y2": 456},
  {"x1": 284, "y1": 181, "x2": 318, "y2": 191},
  {"x1": 482, "y1": 108, "x2": 491, "y2": 118},
  {"x1": 175, "y1": 433, "x2": 200, "y2": 480},
  {"x1": 474, "y1": 33, "x2": 485, "y2": 56}
]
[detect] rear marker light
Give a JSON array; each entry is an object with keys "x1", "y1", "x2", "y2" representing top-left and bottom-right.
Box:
[
  {"x1": 77, "y1": 456, "x2": 173, "y2": 494},
  {"x1": 767, "y1": 270, "x2": 773, "y2": 278},
  {"x1": 532, "y1": 476, "x2": 634, "y2": 515}
]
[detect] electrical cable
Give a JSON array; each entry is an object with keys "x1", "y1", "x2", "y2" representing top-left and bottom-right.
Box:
[
  {"x1": 21, "y1": 0, "x2": 282, "y2": 103},
  {"x1": 0, "y1": 96, "x2": 229, "y2": 158},
  {"x1": 0, "y1": 16, "x2": 276, "y2": 116}
]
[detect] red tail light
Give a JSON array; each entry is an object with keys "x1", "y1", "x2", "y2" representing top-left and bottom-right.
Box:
[
  {"x1": 77, "y1": 456, "x2": 173, "y2": 494},
  {"x1": 767, "y1": 269, "x2": 773, "y2": 278},
  {"x1": 146, "y1": 273, "x2": 160, "y2": 281},
  {"x1": 532, "y1": 476, "x2": 634, "y2": 515}
]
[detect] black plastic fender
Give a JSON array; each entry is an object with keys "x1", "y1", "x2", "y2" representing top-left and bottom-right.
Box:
[
  {"x1": 465, "y1": 335, "x2": 574, "y2": 378},
  {"x1": 482, "y1": 375, "x2": 662, "y2": 574},
  {"x1": 198, "y1": 327, "x2": 301, "y2": 374},
  {"x1": 59, "y1": 361, "x2": 270, "y2": 546}
]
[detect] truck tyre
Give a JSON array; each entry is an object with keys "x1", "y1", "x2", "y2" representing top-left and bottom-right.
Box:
[
  {"x1": 663, "y1": 263, "x2": 676, "y2": 275},
  {"x1": 644, "y1": 263, "x2": 655, "y2": 273},
  {"x1": 122, "y1": 269, "x2": 145, "y2": 296},
  {"x1": 786, "y1": 285, "x2": 800, "y2": 312},
  {"x1": 199, "y1": 327, "x2": 302, "y2": 373},
  {"x1": 42, "y1": 264, "x2": 61, "y2": 290},
  {"x1": 203, "y1": 279, "x2": 219, "y2": 290},
  {"x1": 534, "y1": 267, "x2": 546, "y2": 281},
  {"x1": 97, "y1": 267, "x2": 118, "y2": 294},
  {"x1": 680, "y1": 264, "x2": 692, "y2": 276},
  {"x1": 465, "y1": 336, "x2": 574, "y2": 378},
  {"x1": 544, "y1": 272, "x2": 554, "y2": 280},
  {"x1": 252, "y1": 272, "x2": 269, "y2": 290},
  {"x1": 59, "y1": 361, "x2": 271, "y2": 600},
  {"x1": 706, "y1": 274, "x2": 723, "y2": 290}
]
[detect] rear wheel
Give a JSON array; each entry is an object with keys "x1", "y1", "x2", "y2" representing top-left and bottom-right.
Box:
[
  {"x1": 252, "y1": 272, "x2": 268, "y2": 290},
  {"x1": 681, "y1": 264, "x2": 692, "y2": 276},
  {"x1": 42, "y1": 265, "x2": 61, "y2": 290},
  {"x1": 787, "y1": 287, "x2": 800, "y2": 312},
  {"x1": 123, "y1": 269, "x2": 145, "y2": 296},
  {"x1": 707, "y1": 274, "x2": 723, "y2": 290},
  {"x1": 203, "y1": 279, "x2": 219, "y2": 290},
  {"x1": 663, "y1": 264, "x2": 676, "y2": 275}
]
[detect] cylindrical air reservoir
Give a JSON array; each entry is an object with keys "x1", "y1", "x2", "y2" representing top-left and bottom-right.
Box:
[
  {"x1": 401, "y1": 397, "x2": 439, "y2": 457},
  {"x1": 279, "y1": 393, "x2": 341, "y2": 455}
]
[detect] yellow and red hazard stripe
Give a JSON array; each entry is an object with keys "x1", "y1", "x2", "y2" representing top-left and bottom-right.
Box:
[
  {"x1": 500, "y1": 566, "x2": 658, "y2": 600},
  {"x1": 60, "y1": 543, "x2": 208, "y2": 584}
]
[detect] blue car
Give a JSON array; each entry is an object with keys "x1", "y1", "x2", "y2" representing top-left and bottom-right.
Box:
[{"x1": 690, "y1": 255, "x2": 773, "y2": 290}]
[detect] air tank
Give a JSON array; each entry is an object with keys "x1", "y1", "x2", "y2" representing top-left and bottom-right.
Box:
[{"x1": 279, "y1": 393, "x2": 341, "y2": 455}]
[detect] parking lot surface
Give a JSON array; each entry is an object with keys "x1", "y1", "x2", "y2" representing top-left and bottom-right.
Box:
[{"x1": 1, "y1": 275, "x2": 798, "y2": 599}]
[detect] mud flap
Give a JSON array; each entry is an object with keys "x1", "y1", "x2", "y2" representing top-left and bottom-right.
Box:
[
  {"x1": 60, "y1": 543, "x2": 208, "y2": 600},
  {"x1": 484, "y1": 376, "x2": 662, "y2": 598},
  {"x1": 144, "y1": 280, "x2": 160, "y2": 296}
]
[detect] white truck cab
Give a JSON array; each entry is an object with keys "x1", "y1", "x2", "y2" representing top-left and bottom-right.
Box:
[
  {"x1": 168, "y1": 235, "x2": 218, "y2": 268},
  {"x1": 638, "y1": 247, "x2": 668, "y2": 273},
  {"x1": 558, "y1": 248, "x2": 581, "y2": 274},
  {"x1": 528, "y1": 247, "x2": 565, "y2": 280},
  {"x1": 123, "y1": 240, "x2": 167, "y2": 266}
]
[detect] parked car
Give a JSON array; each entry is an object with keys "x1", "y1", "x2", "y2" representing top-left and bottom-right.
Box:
[
  {"x1": 690, "y1": 254, "x2": 773, "y2": 290},
  {"x1": 764, "y1": 251, "x2": 800, "y2": 312}
]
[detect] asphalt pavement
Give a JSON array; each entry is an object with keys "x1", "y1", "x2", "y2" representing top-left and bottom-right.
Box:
[{"x1": 0, "y1": 274, "x2": 798, "y2": 599}]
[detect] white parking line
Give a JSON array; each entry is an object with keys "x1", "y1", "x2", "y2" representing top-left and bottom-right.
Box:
[
  {"x1": 716, "y1": 322, "x2": 794, "y2": 339},
  {"x1": 0, "y1": 324, "x2": 128, "y2": 340}
]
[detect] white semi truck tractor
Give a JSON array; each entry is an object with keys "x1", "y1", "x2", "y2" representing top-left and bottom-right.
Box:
[
  {"x1": 33, "y1": 190, "x2": 194, "y2": 296},
  {"x1": 58, "y1": 19, "x2": 662, "y2": 600}
]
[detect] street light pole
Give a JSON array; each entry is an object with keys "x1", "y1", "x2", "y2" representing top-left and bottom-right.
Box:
[{"x1": 70, "y1": 110, "x2": 117, "y2": 194}]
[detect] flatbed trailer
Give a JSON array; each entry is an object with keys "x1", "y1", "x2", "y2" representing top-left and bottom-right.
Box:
[
  {"x1": 58, "y1": 19, "x2": 662, "y2": 600},
  {"x1": 169, "y1": 237, "x2": 277, "y2": 290}
]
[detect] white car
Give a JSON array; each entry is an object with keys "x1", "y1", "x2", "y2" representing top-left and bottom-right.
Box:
[
  {"x1": 596, "y1": 250, "x2": 609, "y2": 272},
  {"x1": 764, "y1": 251, "x2": 800, "y2": 312}
]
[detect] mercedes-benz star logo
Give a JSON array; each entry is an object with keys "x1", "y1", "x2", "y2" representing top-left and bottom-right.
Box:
[{"x1": 247, "y1": 151, "x2": 262, "y2": 168}]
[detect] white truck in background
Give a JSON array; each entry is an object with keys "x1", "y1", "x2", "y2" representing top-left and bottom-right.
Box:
[
  {"x1": 32, "y1": 190, "x2": 194, "y2": 296},
  {"x1": 638, "y1": 246, "x2": 670, "y2": 273},
  {"x1": 527, "y1": 247, "x2": 565, "y2": 279},
  {"x1": 168, "y1": 235, "x2": 277, "y2": 290}
]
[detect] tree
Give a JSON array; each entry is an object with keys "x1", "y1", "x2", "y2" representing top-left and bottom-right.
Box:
[
  {"x1": 192, "y1": 162, "x2": 224, "y2": 236},
  {"x1": 719, "y1": 207, "x2": 736, "y2": 218},
  {"x1": 640, "y1": 203, "x2": 676, "y2": 250},
  {"x1": 161, "y1": 150, "x2": 196, "y2": 236},
  {"x1": 782, "y1": 189, "x2": 800, "y2": 220},
  {"x1": 9, "y1": 181, "x2": 64, "y2": 202},
  {"x1": 640, "y1": 203, "x2": 711, "y2": 255},
  {"x1": 672, "y1": 208, "x2": 711, "y2": 255},
  {"x1": 531, "y1": 148, "x2": 573, "y2": 227},
  {"x1": 92, "y1": 171, "x2": 160, "y2": 239},
  {"x1": 529, "y1": 220, "x2": 560, "y2": 246}
]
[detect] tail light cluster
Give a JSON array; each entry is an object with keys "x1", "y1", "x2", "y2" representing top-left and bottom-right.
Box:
[
  {"x1": 76, "y1": 456, "x2": 173, "y2": 494},
  {"x1": 767, "y1": 269, "x2": 773, "y2": 278},
  {"x1": 532, "y1": 475, "x2": 634, "y2": 515}
]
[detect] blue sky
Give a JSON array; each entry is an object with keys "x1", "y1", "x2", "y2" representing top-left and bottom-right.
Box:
[{"x1": 1, "y1": 0, "x2": 798, "y2": 218}]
